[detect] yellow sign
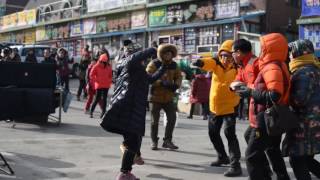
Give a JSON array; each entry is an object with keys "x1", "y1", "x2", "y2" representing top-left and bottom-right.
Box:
[
  {"x1": 9, "y1": 13, "x2": 18, "y2": 27},
  {"x1": 25, "y1": 29, "x2": 36, "y2": 44},
  {"x1": 18, "y1": 11, "x2": 27, "y2": 26},
  {"x1": 26, "y1": 9, "x2": 36, "y2": 25}
]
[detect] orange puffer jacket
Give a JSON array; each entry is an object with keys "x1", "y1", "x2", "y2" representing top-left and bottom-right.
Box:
[{"x1": 249, "y1": 33, "x2": 291, "y2": 128}]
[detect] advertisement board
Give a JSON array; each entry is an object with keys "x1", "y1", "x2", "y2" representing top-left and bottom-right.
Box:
[
  {"x1": 131, "y1": 10, "x2": 147, "y2": 28},
  {"x1": 149, "y1": 6, "x2": 167, "y2": 27},
  {"x1": 302, "y1": 0, "x2": 320, "y2": 17},
  {"x1": 84, "y1": 18, "x2": 97, "y2": 34}
]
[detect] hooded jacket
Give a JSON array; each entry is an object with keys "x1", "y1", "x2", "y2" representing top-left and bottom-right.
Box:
[
  {"x1": 101, "y1": 48, "x2": 165, "y2": 136},
  {"x1": 249, "y1": 33, "x2": 291, "y2": 128},
  {"x1": 200, "y1": 40, "x2": 240, "y2": 115},
  {"x1": 89, "y1": 54, "x2": 112, "y2": 90},
  {"x1": 146, "y1": 44, "x2": 182, "y2": 103}
]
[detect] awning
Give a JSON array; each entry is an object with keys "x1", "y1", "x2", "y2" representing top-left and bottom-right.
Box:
[
  {"x1": 83, "y1": 28, "x2": 146, "y2": 39},
  {"x1": 297, "y1": 17, "x2": 320, "y2": 25},
  {"x1": 83, "y1": 11, "x2": 265, "y2": 39}
]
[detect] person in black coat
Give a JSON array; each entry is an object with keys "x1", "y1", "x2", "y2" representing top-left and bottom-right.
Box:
[
  {"x1": 25, "y1": 49, "x2": 38, "y2": 63},
  {"x1": 101, "y1": 46, "x2": 165, "y2": 180}
]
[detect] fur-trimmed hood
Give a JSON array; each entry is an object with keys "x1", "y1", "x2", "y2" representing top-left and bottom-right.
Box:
[{"x1": 157, "y1": 44, "x2": 178, "y2": 62}]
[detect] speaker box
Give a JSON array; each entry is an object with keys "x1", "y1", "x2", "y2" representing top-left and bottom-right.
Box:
[{"x1": 0, "y1": 62, "x2": 56, "y2": 89}]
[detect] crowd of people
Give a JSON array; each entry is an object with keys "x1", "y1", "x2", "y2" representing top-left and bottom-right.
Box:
[
  {"x1": 96, "y1": 34, "x2": 320, "y2": 180},
  {"x1": 1, "y1": 33, "x2": 319, "y2": 180}
]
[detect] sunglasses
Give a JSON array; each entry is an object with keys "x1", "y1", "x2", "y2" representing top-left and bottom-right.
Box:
[{"x1": 220, "y1": 54, "x2": 233, "y2": 58}]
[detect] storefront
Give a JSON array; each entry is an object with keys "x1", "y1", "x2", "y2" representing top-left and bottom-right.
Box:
[
  {"x1": 36, "y1": 22, "x2": 84, "y2": 60},
  {"x1": 297, "y1": 0, "x2": 320, "y2": 57}
]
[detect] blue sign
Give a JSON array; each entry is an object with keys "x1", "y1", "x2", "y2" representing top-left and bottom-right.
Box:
[{"x1": 302, "y1": 0, "x2": 320, "y2": 17}]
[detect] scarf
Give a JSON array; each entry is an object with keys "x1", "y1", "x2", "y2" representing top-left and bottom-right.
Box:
[{"x1": 289, "y1": 54, "x2": 320, "y2": 73}]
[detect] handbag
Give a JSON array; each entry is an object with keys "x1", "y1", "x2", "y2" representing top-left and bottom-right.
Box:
[
  {"x1": 264, "y1": 92, "x2": 299, "y2": 136},
  {"x1": 263, "y1": 61, "x2": 300, "y2": 136}
]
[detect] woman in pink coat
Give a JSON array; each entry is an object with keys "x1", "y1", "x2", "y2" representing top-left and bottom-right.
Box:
[{"x1": 89, "y1": 51, "x2": 112, "y2": 118}]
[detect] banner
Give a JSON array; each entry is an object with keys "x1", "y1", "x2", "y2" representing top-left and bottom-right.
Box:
[
  {"x1": 302, "y1": 0, "x2": 320, "y2": 17},
  {"x1": 107, "y1": 14, "x2": 130, "y2": 32},
  {"x1": 149, "y1": 7, "x2": 167, "y2": 27},
  {"x1": 9, "y1": 13, "x2": 18, "y2": 28},
  {"x1": 84, "y1": 18, "x2": 96, "y2": 34},
  {"x1": 18, "y1": 11, "x2": 27, "y2": 26},
  {"x1": 215, "y1": 1, "x2": 239, "y2": 19},
  {"x1": 131, "y1": 10, "x2": 147, "y2": 28},
  {"x1": 70, "y1": 20, "x2": 83, "y2": 37},
  {"x1": 87, "y1": 0, "x2": 123, "y2": 13},
  {"x1": 26, "y1": 9, "x2": 36, "y2": 25}
]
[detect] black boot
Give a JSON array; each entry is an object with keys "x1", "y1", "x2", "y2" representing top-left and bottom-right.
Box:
[
  {"x1": 210, "y1": 157, "x2": 230, "y2": 167},
  {"x1": 224, "y1": 165, "x2": 242, "y2": 177}
]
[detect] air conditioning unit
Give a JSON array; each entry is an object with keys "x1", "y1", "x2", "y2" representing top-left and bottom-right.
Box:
[{"x1": 197, "y1": 44, "x2": 220, "y2": 55}]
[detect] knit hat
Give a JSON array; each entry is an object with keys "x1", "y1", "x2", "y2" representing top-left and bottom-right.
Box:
[
  {"x1": 288, "y1": 39, "x2": 315, "y2": 58},
  {"x1": 99, "y1": 54, "x2": 109, "y2": 62}
]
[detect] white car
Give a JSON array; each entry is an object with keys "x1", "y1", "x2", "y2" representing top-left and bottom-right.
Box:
[{"x1": 10, "y1": 45, "x2": 52, "y2": 63}]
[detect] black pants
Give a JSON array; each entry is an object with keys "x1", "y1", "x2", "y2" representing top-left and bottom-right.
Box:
[
  {"x1": 151, "y1": 102, "x2": 176, "y2": 142},
  {"x1": 290, "y1": 155, "x2": 320, "y2": 180},
  {"x1": 60, "y1": 76, "x2": 69, "y2": 91},
  {"x1": 189, "y1": 102, "x2": 209, "y2": 117},
  {"x1": 121, "y1": 133, "x2": 142, "y2": 173},
  {"x1": 90, "y1": 88, "x2": 108, "y2": 114},
  {"x1": 246, "y1": 126, "x2": 290, "y2": 180},
  {"x1": 238, "y1": 98, "x2": 244, "y2": 119},
  {"x1": 77, "y1": 79, "x2": 87, "y2": 97},
  {"x1": 208, "y1": 113, "x2": 241, "y2": 168}
]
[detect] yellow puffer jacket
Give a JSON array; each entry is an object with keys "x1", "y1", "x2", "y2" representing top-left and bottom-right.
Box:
[{"x1": 201, "y1": 40, "x2": 240, "y2": 115}]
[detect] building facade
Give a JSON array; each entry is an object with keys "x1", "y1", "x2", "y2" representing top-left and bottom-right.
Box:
[{"x1": 0, "y1": 0, "x2": 301, "y2": 60}]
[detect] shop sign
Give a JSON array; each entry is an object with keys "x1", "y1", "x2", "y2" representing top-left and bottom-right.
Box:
[
  {"x1": 302, "y1": 0, "x2": 320, "y2": 17},
  {"x1": 45, "y1": 25, "x2": 53, "y2": 40},
  {"x1": 84, "y1": 18, "x2": 97, "y2": 34},
  {"x1": 9, "y1": 13, "x2": 18, "y2": 28},
  {"x1": 26, "y1": 9, "x2": 37, "y2": 25},
  {"x1": 167, "y1": 4, "x2": 183, "y2": 24},
  {"x1": 299, "y1": 25, "x2": 320, "y2": 50},
  {"x1": 149, "y1": 6, "x2": 167, "y2": 27},
  {"x1": 131, "y1": 10, "x2": 147, "y2": 28},
  {"x1": 25, "y1": 29, "x2": 36, "y2": 44},
  {"x1": 70, "y1": 20, "x2": 83, "y2": 37},
  {"x1": 2, "y1": 15, "x2": 9, "y2": 29},
  {"x1": 215, "y1": 1, "x2": 239, "y2": 19},
  {"x1": 36, "y1": 27, "x2": 46, "y2": 41},
  {"x1": 58, "y1": 23, "x2": 70, "y2": 39},
  {"x1": 107, "y1": 15, "x2": 131, "y2": 32},
  {"x1": 96, "y1": 17, "x2": 107, "y2": 33},
  {"x1": 87, "y1": 0, "x2": 123, "y2": 13}
]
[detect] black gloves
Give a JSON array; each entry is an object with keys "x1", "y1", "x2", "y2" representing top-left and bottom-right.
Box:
[
  {"x1": 191, "y1": 59, "x2": 204, "y2": 68},
  {"x1": 235, "y1": 86, "x2": 252, "y2": 98},
  {"x1": 161, "y1": 80, "x2": 178, "y2": 92}
]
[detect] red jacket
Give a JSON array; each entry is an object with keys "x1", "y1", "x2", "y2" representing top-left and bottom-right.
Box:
[
  {"x1": 190, "y1": 74, "x2": 210, "y2": 103},
  {"x1": 90, "y1": 62, "x2": 112, "y2": 90},
  {"x1": 235, "y1": 54, "x2": 259, "y2": 89}
]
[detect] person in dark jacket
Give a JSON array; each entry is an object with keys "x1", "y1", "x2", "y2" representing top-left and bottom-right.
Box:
[
  {"x1": 25, "y1": 49, "x2": 37, "y2": 63},
  {"x1": 56, "y1": 48, "x2": 70, "y2": 91},
  {"x1": 10, "y1": 48, "x2": 21, "y2": 62},
  {"x1": 77, "y1": 46, "x2": 91, "y2": 101},
  {"x1": 187, "y1": 71, "x2": 210, "y2": 120},
  {"x1": 282, "y1": 39, "x2": 320, "y2": 180},
  {"x1": 0, "y1": 47, "x2": 12, "y2": 61},
  {"x1": 101, "y1": 47, "x2": 165, "y2": 180},
  {"x1": 42, "y1": 49, "x2": 56, "y2": 65}
]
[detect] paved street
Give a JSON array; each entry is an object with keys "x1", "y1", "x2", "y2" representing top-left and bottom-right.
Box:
[{"x1": 0, "y1": 80, "x2": 316, "y2": 180}]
